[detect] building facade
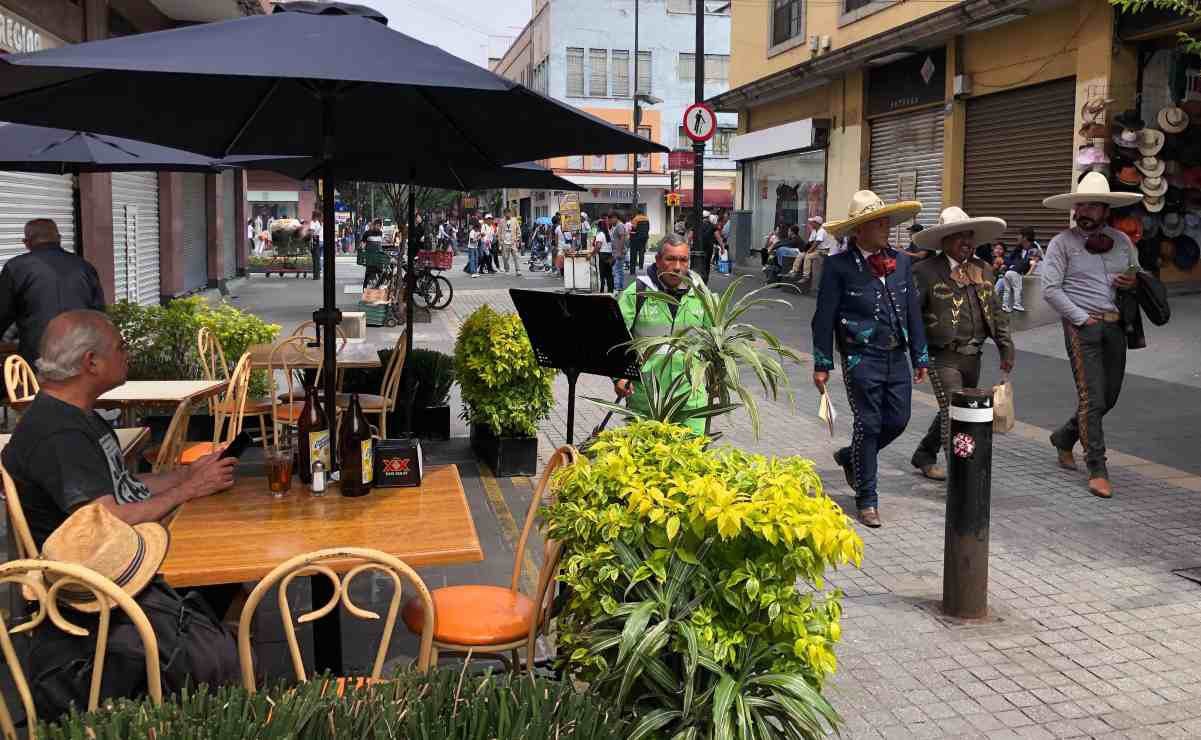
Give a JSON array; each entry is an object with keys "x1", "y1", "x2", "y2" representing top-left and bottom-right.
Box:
[
  {"x1": 492, "y1": 0, "x2": 738, "y2": 237},
  {"x1": 714, "y1": 0, "x2": 1201, "y2": 288},
  {"x1": 0, "y1": 0, "x2": 265, "y2": 304}
]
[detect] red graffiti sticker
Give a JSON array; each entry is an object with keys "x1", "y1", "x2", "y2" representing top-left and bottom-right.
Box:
[{"x1": 952, "y1": 433, "x2": 975, "y2": 459}]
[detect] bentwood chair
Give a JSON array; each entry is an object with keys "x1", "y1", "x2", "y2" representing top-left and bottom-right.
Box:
[
  {"x1": 0, "y1": 559, "x2": 161, "y2": 735},
  {"x1": 284, "y1": 321, "x2": 348, "y2": 394},
  {"x1": 177, "y1": 352, "x2": 254, "y2": 465},
  {"x1": 267, "y1": 335, "x2": 324, "y2": 451},
  {"x1": 401, "y1": 446, "x2": 577, "y2": 672},
  {"x1": 148, "y1": 395, "x2": 199, "y2": 474},
  {"x1": 4, "y1": 355, "x2": 37, "y2": 404},
  {"x1": 334, "y1": 330, "x2": 406, "y2": 439},
  {"x1": 237, "y1": 547, "x2": 434, "y2": 691},
  {"x1": 199, "y1": 327, "x2": 272, "y2": 446},
  {"x1": 1, "y1": 467, "x2": 38, "y2": 561}
]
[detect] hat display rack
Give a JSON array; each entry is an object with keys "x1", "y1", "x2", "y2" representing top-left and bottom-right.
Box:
[{"x1": 1085, "y1": 91, "x2": 1201, "y2": 275}]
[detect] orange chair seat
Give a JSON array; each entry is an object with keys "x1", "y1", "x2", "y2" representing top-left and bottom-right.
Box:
[
  {"x1": 402, "y1": 585, "x2": 535, "y2": 646},
  {"x1": 334, "y1": 393, "x2": 387, "y2": 410},
  {"x1": 217, "y1": 397, "x2": 272, "y2": 415},
  {"x1": 273, "y1": 403, "x2": 305, "y2": 423},
  {"x1": 179, "y1": 442, "x2": 216, "y2": 465}
]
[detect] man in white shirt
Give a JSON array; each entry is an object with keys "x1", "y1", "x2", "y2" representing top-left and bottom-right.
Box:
[
  {"x1": 500, "y1": 209, "x2": 521, "y2": 275},
  {"x1": 304, "y1": 211, "x2": 323, "y2": 281}
]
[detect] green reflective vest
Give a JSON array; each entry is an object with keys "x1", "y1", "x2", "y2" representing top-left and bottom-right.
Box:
[{"x1": 617, "y1": 275, "x2": 709, "y2": 435}]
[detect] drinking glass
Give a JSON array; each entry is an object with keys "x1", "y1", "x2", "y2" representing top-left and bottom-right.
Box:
[{"x1": 266, "y1": 443, "x2": 294, "y2": 497}]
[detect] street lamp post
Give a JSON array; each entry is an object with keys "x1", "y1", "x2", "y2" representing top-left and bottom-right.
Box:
[
  {"x1": 691, "y1": 0, "x2": 707, "y2": 281},
  {"x1": 632, "y1": 0, "x2": 639, "y2": 221}
]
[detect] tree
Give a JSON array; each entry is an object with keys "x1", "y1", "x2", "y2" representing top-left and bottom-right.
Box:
[{"x1": 1109, "y1": 1, "x2": 1201, "y2": 53}]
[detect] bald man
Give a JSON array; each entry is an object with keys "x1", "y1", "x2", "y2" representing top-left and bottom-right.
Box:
[
  {"x1": 2, "y1": 310, "x2": 236, "y2": 549},
  {"x1": 0, "y1": 219, "x2": 105, "y2": 365}
]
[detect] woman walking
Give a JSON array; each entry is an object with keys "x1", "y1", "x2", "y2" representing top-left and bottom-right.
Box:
[
  {"x1": 593, "y1": 217, "x2": 614, "y2": 293},
  {"x1": 466, "y1": 218, "x2": 482, "y2": 278}
]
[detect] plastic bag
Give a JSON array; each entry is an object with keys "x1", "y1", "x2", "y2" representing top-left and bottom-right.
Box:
[{"x1": 993, "y1": 377, "x2": 1015, "y2": 433}]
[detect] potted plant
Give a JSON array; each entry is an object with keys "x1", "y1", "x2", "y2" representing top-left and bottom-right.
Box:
[
  {"x1": 544, "y1": 420, "x2": 861, "y2": 739},
  {"x1": 454, "y1": 305, "x2": 555, "y2": 476},
  {"x1": 401, "y1": 348, "x2": 455, "y2": 440}
]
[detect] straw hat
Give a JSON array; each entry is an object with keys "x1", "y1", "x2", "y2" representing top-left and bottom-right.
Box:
[
  {"x1": 1159, "y1": 105, "x2": 1190, "y2": 134},
  {"x1": 36, "y1": 504, "x2": 168, "y2": 613},
  {"x1": 1139, "y1": 129, "x2": 1166, "y2": 157},
  {"x1": 1044, "y1": 172, "x2": 1144, "y2": 210},
  {"x1": 1135, "y1": 156, "x2": 1165, "y2": 178},
  {"x1": 824, "y1": 189, "x2": 922, "y2": 237},
  {"x1": 1141, "y1": 175, "x2": 1168, "y2": 197},
  {"x1": 1144, "y1": 194, "x2": 1165, "y2": 212},
  {"x1": 911, "y1": 206, "x2": 1006, "y2": 250}
]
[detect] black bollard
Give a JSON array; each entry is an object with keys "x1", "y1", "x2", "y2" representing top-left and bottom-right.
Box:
[{"x1": 942, "y1": 388, "x2": 994, "y2": 619}]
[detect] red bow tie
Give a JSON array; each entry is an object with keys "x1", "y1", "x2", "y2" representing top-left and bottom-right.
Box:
[{"x1": 867, "y1": 252, "x2": 896, "y2": 279}]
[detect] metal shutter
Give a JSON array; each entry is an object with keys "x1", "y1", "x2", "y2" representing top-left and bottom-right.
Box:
[
  {"x1": 0, "y1": 171, "x2": 75, "y2": 266},
  {"x1": 566, "y1": 48, "x2": 584, "y2": 97},
  {"x1": 589, "y1": 49, "x2": 607, "y2": 97},
  {"x1": 221, "y1": 170, "x2": 236, "y2": 279},
  {"x1": 869, "y1": 106, "x2": 944, "y2": 248},
  {"x1": 611, "y1": 50, "x2": 630, "y2": 97},
  {"x1": 180, "y1": 173, "x2": 208, "y2": 292},
  {"x1": 111, "y1": 172, "x2": 160, "y2": 306},
  {"x1": 964, "y1": 78, "x2": 1075, "y2": 249}
]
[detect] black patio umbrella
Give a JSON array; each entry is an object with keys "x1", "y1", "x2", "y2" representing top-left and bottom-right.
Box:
[
  {"x1": 224, "y1": 156, "x2": 586, "y2": 192},
  {"x1": 0, "y1": 1, "x2": 666, "y2": 468},
  {"x1": 0, "y1": 121, "x2": 216, "y2": 174}
]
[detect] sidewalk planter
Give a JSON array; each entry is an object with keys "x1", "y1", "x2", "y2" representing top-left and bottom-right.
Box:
[
  {"x1": 469, "y1": 422, "x2": 537, "y2": 476},
  {"x1": 413, "y1": 404, "x2": 451, "y2": 440},
  {"x1": 454, "y1": 306, "x2": 554, "y2": 477},
  {"x1": 404, "y1": 348, "x2": 456, "y2": 440}
]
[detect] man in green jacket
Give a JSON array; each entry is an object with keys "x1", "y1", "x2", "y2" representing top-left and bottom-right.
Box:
[{"x1": 614, "y1": 234, "x2": 710, "y2": 435}]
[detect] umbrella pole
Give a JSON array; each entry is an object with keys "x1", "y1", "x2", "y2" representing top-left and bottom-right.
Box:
[
  {"x1": 319, "y1": 164, "x2": 340, "y2": 469},
  {"x1": 405, "y1": 166, "x2": 416, "y2": 361}
]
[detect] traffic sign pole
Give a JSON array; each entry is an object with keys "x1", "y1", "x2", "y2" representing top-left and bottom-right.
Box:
[{"x1": 682, "y1": 102, "x2": 716, "y2": 284}]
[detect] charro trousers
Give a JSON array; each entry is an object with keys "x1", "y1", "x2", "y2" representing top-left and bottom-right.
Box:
[
  {"x1": 1051, "y1": 320, "x2": 1127, "y2": 478},
  {"x1": 912, "y1": 350, "x2": 982, "y2": 469},
  {"x1": 837, "y1": 346, "x2": 913, "y2": 510}
]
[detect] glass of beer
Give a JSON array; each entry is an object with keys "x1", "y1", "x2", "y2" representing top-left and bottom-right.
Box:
[{"x1": 266, "y1": 442, "x2": 294, "y2": 497}]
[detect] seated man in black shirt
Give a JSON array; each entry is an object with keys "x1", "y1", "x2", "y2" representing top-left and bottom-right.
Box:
[{"x1": 2, "y1": 309, "x2": 238, "y2": 551}]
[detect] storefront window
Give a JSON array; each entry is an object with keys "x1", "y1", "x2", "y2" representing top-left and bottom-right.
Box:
[{"x1": 744, "y1": 149, "x2": 826, "y2": 251}]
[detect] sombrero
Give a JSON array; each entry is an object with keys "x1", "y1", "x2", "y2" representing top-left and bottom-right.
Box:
[
  {"x1": 1159, "y1": 105, "x2": 1190, "y2": 134},
  {"x1": 1043, "y1": 172, "x2": 1144, "y2": 210},
  {"x1": 824, "y1": 189, "x2": 922, "y2": 237},
  {"x1": 911, "y1": 207, "x2": 1007, "y2": 250},
  {"x1": 33, "y1": 503, "x2": 168, "y2": 614},
  {"x1": 1139, "y1": 129, "x2": 1165, "y2": 157}
]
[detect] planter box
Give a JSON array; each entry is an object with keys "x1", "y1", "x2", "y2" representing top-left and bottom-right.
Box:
[
  {"x1": 412, "y1": 405, "x2": 451, "y2": 441},
  {"x1": 470, "y1": 423, "x2": 537, "y2": 477}
]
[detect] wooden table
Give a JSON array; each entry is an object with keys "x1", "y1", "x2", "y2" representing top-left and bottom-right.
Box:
[
  {"x1": 160, "y1": 464, "x2": 482, "y2": 672},
  {"x1": 248, "y1": 342, "x2": 382, "y2": 370},
  {"x1": 97, "y1": 380, "x2": 228, "y2": 407}
]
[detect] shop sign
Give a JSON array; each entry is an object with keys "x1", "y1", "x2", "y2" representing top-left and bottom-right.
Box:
[
  {"x1": 866, "y1": 47, "x2": 946, "y2": 117},
  {"x1": 0, "y1": 9, "x2": 59, "y2": 54},
  {"x1": 607, "y1": 189, "x2": 637, "y2": 200},
  {"x1": 558, "y1": 193, "x2": 581, "y2": 231},
  {"x1": 668, "y1": 150, "x2": 696, "y2": 170},
  {"x1": 665, "y1": 192, "x2": 681, "y2": 207}
]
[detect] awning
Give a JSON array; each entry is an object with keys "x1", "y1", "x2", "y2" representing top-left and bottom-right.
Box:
[{"x1": 677, "y1": 189, "x2": 733, "y2": 208}]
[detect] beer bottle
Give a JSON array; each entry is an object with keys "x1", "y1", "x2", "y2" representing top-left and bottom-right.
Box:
[
  {"x1": 339, "y1": 393, "x2": 374, "y2": 497},
  {"x1": 297, "y1": 384, "x2": 330, "y2": 485}
]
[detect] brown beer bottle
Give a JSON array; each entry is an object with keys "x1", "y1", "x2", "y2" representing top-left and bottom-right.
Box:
[
  {"x1": 297, "y1": 384, "x2": 330, "y2": 485},
  {"x1": 339, "y1": 393, "x2": 374, "y2": 497}
]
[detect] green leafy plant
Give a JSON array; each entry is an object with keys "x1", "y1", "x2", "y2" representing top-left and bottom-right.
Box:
[
  {"x1": 107, "y1": 298, "x2": 280, "y2": 398},
  {"x1": 544, "y1": 421, "x2": 862, "y2": 740},
  {"x1": 454, "y1": 305, "x2": 555, "y2": 437},
  {"x1": 402, "y1": 347, "x2": 456, "y2": 408},
  {"x1": 1109, "y1": 1, "x2": 1201, "y2": 54},
  {"x1": 586, "y1": 368, "x2": 738, "y2": 432},
  {"x1": 248, "y1": 254, "x2": 313, "y2": 269},
  {"x1": 625, "y1": 274, "x2": 803, "y2": 438},
  {"x1": 38, "y1": 669, "x2": 625, "y2": 739}
]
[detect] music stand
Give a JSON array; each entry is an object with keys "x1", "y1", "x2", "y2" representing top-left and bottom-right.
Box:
[{"x1": 510, "y1": 289, "x2": 640, "y2": 445}]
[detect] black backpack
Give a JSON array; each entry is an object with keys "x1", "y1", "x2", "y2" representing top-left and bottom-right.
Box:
[{"x1": 28, "y1": 578, "x2": 240, "y2": 722}]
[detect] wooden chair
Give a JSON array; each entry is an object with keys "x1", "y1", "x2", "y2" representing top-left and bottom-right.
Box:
[
  {"x1": 4, "y1": 355, "x2": 37, "y2": 404},
  {"x1": 335, "y1": 330, "x2": 406, "y2": 438},
  {"x1": 0, "y1": 559, "x2": 161, "y2": 735},
  {"x1": 199, "y1": 327, "x2": 271, "y2": 446},
  {"x1": 148, "y1": 395, "x2": 197, "y2": 474},
  {"x1": 267, "y1": 335, "x2": 324, "y2": 450},
  {"x1": 1, "y1": 467, "x2": 38, "y2": 561},
  {"x1": 283, "y1": 321, "x2": 348, "y2": 394},
  {"x1": 177, "y1": 352, "x2": 254, "y2": 465},
  {"x1": 401, "y1": 446, "x2": 577, "y2": 672},
  {"x1": 237, "y1": 547, "x2": 434, "y2": 692}
]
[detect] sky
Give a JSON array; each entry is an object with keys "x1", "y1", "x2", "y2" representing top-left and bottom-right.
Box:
[{"x1": 369, "y1": 0, "x2": 531, "y2": 68}]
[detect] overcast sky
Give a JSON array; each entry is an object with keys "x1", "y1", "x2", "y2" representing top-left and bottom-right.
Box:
[{"x1": 370, "y1": 0, "x2": 531, "y2": 68}]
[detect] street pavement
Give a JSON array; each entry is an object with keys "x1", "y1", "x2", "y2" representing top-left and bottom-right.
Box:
[{"x1": 6, "y1": 252, "x2": 1198, "y2": 735}]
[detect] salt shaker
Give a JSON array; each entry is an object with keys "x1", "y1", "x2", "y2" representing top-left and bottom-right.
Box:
[{"x1": 311, "y1": 460, "x2": 327, "y2": 496}]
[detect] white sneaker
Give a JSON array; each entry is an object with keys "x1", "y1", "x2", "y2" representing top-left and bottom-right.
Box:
[
  {"x1": 471, "y1": 273, "x2": 479, "y2": 279},
  {"x1": 1014, "y1": 305, "x2": 1026, "y2": 312},
  {"x1": 1001, "y1": 305, "x2": 1012, "y2": 313}
]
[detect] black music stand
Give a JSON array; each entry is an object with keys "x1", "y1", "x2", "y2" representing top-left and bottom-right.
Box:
[{"x1": 510, "y1": 289, "x2": 640, "y2": 445}]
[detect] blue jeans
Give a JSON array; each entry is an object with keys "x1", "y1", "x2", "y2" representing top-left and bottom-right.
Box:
[
  {"x1": 613, "y1": 255, "x2": 626, "y2": 292},
  {"x1": 775, "y1": 247, "x2": 800, "y2": 268},
  {"x1": 466, "y1": 246, "x2": 478, "y2": 274},
  {"x1": 837, "y1": 347, "x2": 913, "y2": 510}
]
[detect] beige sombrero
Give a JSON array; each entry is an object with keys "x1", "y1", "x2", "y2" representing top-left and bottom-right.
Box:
[
  {"x1": 824, "y1": 189, "x2": 922, "y2": 238},
  {"x1": 34, "y1": 503, "x2": 168, "y2": 613},
  {"x1": 1043, "y1": 172, "x2": 1143, "y2": 210},
  {"x1": 911, "y1": 207, "x2": 1007, "y2": 250}
]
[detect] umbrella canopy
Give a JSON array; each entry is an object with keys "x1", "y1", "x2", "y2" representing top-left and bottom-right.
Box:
[
  {"x1": 224, "y1": 157, "x2": 585, "y2": 192},
  {"x1": 0, "y1": 1, "x2": 666, "y2": 471},
  {"x1": 0, "y1": 122, "x2": 217, "y2": 174}
]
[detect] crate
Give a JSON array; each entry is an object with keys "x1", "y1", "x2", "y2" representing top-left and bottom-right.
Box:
[
  {"x1": 358, "y1": 301, "x2": 393, "y2": 327},
  {"x1": 417, "y1": 250, "x2": 454, "y2": 270},
  {"x1": 357, "y1": 248, "x2": 391, "y2": 268}
]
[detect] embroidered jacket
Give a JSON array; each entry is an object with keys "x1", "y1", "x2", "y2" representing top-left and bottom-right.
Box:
[
  {"x1": 913, "y1": 254, "x2": 1015, "y2": 365},
  {"x1": 810, "y1": 246, "x2": 929, "y2": 372}
]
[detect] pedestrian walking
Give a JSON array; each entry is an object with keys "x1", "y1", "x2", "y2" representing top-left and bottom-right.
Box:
[
  {"x1": 0, "y1": 219, "x2": 105, "y2": 366},
  {"x1": 593, "y1": 218, "x2": 614, "y2": 293},
  {"x1": 629, "y1": 211, "x2": 649, "y2": 275},
  {"x1": 1041, "y1": 172, "x2": 1144, "y2": 499},
  {"x1": 908, "y1": 207, "x2": 1015, "y2": 481},
  {"x1": 812, "y1": 190, "x2": 929, "y2": 528},
  {"x1": 361, "y1": 218, "x2": 385, "y2": 288},
  {"x1": 466, "y1": 218, "x2": 482, "y2": 278},
  {"x1": 500, "y1": 209, "x2": 521, "y2": 275},
  {"x1": 304, "y1": 210, "x2": 323, "y2": 281},
  {"x1": 608, "y1": 211, "x2": 628, "y2": 291},
  {"x1": 246, "y1": 219, "x2": 256, "y2": 257}
]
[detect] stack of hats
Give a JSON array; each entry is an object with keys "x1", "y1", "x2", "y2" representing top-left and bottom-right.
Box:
[{"x1": 1104, "y1": 101, "x2": 1201, "y2": 274}]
